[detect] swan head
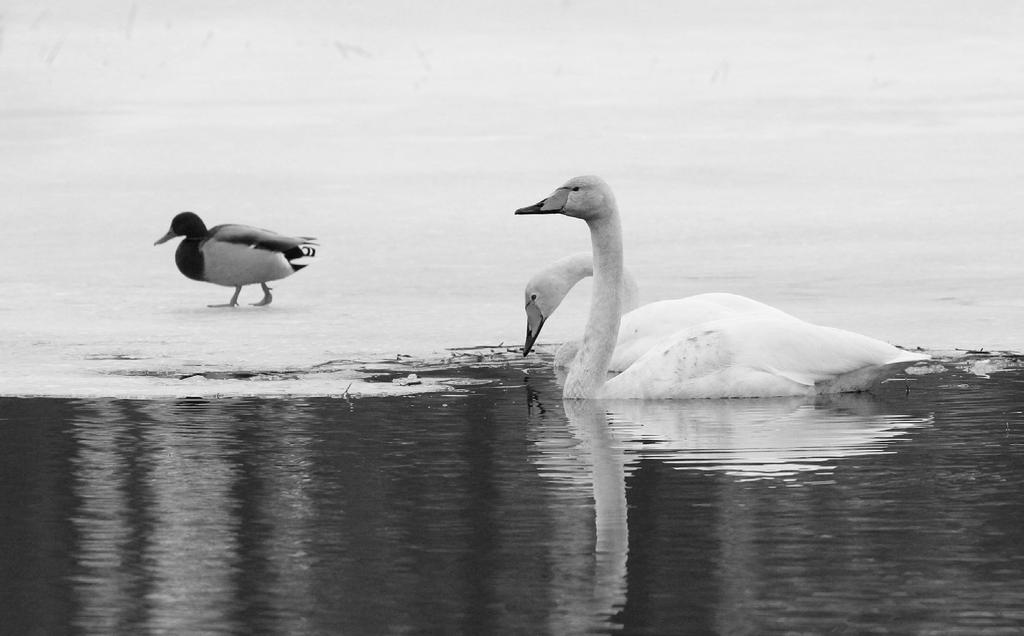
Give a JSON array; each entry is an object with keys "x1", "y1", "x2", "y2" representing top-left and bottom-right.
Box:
[
  {"x1": 514, "y1": 175, "x2": 615, "y2": 222},
  {"x1": 155, "y1": 211, "x2": 208, "y2": 244},
  {"x1": 523, "y1": 295, "x2": 546, "y2": 356},
  {"x1": 522, "y1": 253, "x2": 595, "y2": 356}
]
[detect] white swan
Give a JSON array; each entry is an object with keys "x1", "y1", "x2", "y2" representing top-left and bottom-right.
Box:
[
  {"x1": 524, "y1": 253, "x2": 793, "y2": 372},
  {"x1": 524, "y1": 252, "x2": 640, "y2": 367},
  {"x1": 515, "y1": 175, "x2": 929, "y2": 399}
]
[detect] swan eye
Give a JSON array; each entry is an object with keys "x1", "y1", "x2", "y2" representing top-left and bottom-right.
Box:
[
  {"x1": 531, "y1": 294, "x2": 537, "y2": 300},
  {"x1": 571, "y1": 187, "x2": 580, "y2": 191}
]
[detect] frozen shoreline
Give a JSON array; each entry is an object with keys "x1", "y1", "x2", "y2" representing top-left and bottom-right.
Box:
[
  {"x1": 0, "y1": 346, "x2": 536, "y2": 399},
  {"x1": 2, "y1": 346, "x2": 1021, "y2": 400}
]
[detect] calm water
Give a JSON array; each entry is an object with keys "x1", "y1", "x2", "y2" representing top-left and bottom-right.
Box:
[{"x1": 2, "y1": 357, "x2": 1023, "y2": 634}]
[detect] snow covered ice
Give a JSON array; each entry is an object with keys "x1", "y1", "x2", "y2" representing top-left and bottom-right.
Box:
[{"x1": 2, "y1": 0, "x2": 1023, "y2": 397}]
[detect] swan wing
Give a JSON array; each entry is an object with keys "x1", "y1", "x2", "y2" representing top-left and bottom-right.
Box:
[
  {"x1": 608, "y1": 293, "x2": 787, "y2": 371},
  {"x1": 601, "y1": 314, "x2": 927, "y2": 399}
]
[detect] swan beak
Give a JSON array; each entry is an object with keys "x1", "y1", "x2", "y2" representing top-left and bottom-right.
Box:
[
  {"x1": 154, "y1": 229, "x2": 177, "y2": 245},
  {"x1": 524, "y1": 302, "x2": 546, "y2": 356},
  {"x1": 515, "y1": 187, "x2": 570, "y2": 215}
]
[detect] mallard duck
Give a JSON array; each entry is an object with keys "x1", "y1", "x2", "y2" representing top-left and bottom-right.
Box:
[{"x1": 154, "y1": 211, "x2": 317, "y2": 307}]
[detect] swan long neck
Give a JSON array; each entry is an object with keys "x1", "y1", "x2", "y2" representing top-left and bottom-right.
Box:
[
  {"x1": 564, "y1": 210, "x2": 624, "y2": 399},
  {"x1": 542, "y1": 252, "x2": 638, "y2": 316},
  {"x1": 557, "y1": 253, "x2": 597, "y2": 287},
  {"x1": 620, "y1": 268, "x2": 640, "y2": 313}
]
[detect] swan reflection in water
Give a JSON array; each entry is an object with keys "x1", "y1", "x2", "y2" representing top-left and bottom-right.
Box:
[{"x1": 528, "y1": 393, "x2": 932, "y2": 631}]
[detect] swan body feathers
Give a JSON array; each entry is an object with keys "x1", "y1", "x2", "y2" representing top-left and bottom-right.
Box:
[{"x1": 516, "y1": 175, "x2": 927, "y2": 399}]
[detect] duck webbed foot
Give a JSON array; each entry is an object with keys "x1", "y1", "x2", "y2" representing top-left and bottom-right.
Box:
[
  {"x1": 251, "y1": 283, "x2": 273, "y2": 307},
  {"x1": 209, "y1": 286, "x2": 242, "y2": 308}
]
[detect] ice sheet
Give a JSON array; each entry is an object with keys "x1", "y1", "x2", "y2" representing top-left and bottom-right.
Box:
[{"x1": 2, "y1": 1, "x2": 1023, "y2": 397}]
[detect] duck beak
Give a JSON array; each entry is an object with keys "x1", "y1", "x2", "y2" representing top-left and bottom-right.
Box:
[
  {"x1": 524, "y1": 302, "x2": 546, "y2": 356},
  {"x1": 154, "y1": 229, "x2": 177, "y2": 245},
  {"x1": 515, "y1": 187, "x2": 570, "y2": 215}
]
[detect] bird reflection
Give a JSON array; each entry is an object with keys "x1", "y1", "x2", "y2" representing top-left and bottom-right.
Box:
[
  {"x1": 65, "y1": 399, "x2": 319, "y2": 634},
  {"x1": 528, "y1": 393, "x2": 933, "y2": 631},
  {"x1": 596, "y1": 393, "x2": 930, "y2": 477}
]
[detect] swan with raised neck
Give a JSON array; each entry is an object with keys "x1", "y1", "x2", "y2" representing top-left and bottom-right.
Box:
[{"x1": 516, "y1": 175, "x2": 625, "y2": 398}]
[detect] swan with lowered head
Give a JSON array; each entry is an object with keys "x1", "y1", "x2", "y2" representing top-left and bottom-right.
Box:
[
  {"x1": 515, "y1": 175, "x2": 928, "y2": 399},
  {"x1": 524, "y1": 252, "x2": 640, "y2": 367},
  {"x1": 524, "y1": 254, "x2": 796, "y2": 372}
]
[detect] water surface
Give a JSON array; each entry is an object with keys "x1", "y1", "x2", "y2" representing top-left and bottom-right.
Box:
[{"x1": 3, "y1": 358, "x2": 1022, "y2": 634}]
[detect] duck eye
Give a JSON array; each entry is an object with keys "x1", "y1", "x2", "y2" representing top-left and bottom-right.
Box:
[
  {"x1": 571, "y1": 187, "x2": 580, "y2": 191},
  {"x1": 531, "y1": 294, "x2": 537, "y2": 300}
]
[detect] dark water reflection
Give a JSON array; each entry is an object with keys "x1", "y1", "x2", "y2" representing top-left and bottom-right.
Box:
[{"x1": 2, "y1": 363, "x2": 1023, "y2": 634}]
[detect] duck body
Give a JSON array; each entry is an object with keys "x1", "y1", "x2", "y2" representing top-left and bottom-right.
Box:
[
  {"x1": 155, "y1": 212, "x2": 316, "y2": 307},
  {"x1": 516, "y1": 175, "x2": 928, "y2": 400}
]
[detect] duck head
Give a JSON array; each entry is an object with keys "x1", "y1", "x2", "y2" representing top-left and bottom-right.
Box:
[
  {"x1": 154, "y1": 211, "x2": 208, "y2": 245},
  {"x1": 514, "y1": 175, "x2": 615, "y2": 222}
]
